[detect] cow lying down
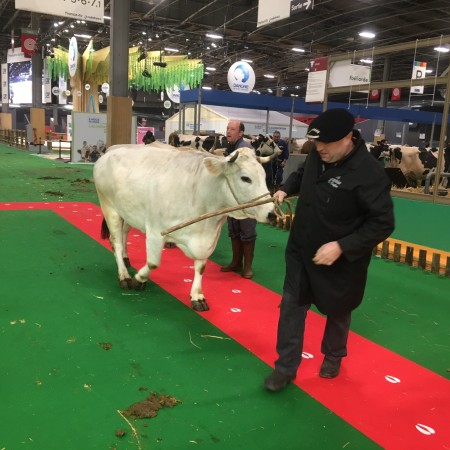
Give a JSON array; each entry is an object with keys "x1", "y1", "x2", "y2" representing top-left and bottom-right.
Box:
[{"x1": 93, "y1": 143, "x2": 276, "y2": 311}]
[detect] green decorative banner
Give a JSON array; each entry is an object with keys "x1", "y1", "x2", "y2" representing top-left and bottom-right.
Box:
[{"x1": 45, "y1": 46, "x2": 204, "y2": 92}]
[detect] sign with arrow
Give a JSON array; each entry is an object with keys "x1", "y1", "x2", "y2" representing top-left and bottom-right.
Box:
[
  {"x1": 257, "y1": 0, "x2": 314, "y2": 27},
  {"x1": 291, "y1": 0, "x2": 313, "y2": 16}
]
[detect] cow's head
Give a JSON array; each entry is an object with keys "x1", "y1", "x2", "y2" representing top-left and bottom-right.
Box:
[
  {"x1": 252, "y1": 134, "x2": 282, "y2": 157},
  {"x1": 203, "y1": 148, "x2": 274, "y2": 223}
]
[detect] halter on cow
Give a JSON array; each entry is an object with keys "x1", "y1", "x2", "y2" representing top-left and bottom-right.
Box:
[{"x1": 93, "y1": 144, "x2": 278, "y2": 311}]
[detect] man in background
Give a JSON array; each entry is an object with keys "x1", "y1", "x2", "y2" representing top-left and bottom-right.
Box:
[
  {"x1": 264, "y1": 131, "x2": 289, "y2": 193},
  {"x1": 221, "y1": 120, "x2": 257, "y2": 279}
]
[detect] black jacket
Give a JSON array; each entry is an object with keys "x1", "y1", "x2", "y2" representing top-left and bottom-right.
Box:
[{"x1": 281, "y1": 132, "x2": 395, "y2": 315}]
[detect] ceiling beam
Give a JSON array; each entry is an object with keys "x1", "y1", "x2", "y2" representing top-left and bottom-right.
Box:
[{"x1": 328, "y1": 35, "x2": 450, "y2": 63}]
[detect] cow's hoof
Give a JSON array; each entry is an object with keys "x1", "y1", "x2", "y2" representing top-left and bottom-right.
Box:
[
  {"x1": 119, "y1": 278, "x2": 133, "y2": 290},
  {"x1": 191, "y1": 300, "x2": 209, "y2": 311},
  {"x1": 123, "y1": 257, "x2": 131, "y2": 268},
  {"x1": 131, "y1": 278, "x2": 147, "y2": 291}
]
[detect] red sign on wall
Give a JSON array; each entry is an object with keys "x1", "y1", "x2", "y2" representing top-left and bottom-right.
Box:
[{"x1": 21, "y1": 34, "x2": 38, "y2": 58}]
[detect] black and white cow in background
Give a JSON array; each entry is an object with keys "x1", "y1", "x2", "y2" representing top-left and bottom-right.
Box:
[
  {"x1": 93, "y1": 144, "x2": 279, "y2": 311},
  {"x1": 369, "y1": 142, "x2": 450, "y2": 187},
  {"x1": 174, "y1": 133, "x2": 281, "y2": 157}
]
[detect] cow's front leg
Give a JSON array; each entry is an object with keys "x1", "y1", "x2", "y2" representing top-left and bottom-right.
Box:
[
  {"x1": 190, "y1": 259, "x2": 209, "y2": 311},
  {"x1": 131, "y1": 233, "x2": 163, "y2": 290}
]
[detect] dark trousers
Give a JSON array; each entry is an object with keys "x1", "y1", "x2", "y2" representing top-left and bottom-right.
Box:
[
  {"x1": 227, "y1": 217, "x2": 257, "y2": 242},
  {"x1": 275, "y1": 292, "x2": 351, "y2": 375}
]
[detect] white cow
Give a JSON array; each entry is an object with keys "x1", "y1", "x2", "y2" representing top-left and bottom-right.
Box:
[{"x1": 93, "y1": 144, "x2": 276, "y2": 311}]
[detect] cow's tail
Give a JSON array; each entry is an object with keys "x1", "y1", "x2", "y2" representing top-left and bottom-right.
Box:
[{"x1": 101, "y1": 218, "x2": 110, "y2": 239}]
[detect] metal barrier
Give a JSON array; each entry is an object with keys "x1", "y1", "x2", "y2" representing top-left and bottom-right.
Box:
[{"x1": 424, "y1": 171, "x2": 450, "y2": 195}]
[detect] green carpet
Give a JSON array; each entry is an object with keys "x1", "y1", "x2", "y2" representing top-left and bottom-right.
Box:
[
  {"x1": 0, "y1": 210, "x2": 380, "y2": 449},
  {"x1": 0, "y1": 144, "x2": 448, "y2": 449}
]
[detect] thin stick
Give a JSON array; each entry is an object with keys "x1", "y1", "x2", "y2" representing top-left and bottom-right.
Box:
[
  {"x1": 161, "y1": 197, "x2": 276, "y2": 236},
  {"x1": 117, "y1": 409, "x2": 142, "y2": 450},
  {"x1": 189, "y1": 331, "x2": 202, "y2": 349}
]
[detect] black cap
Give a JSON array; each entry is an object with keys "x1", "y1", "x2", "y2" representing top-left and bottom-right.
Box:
[{"x1": 306, "y1": 108, "x2": 355, "y2": 143}]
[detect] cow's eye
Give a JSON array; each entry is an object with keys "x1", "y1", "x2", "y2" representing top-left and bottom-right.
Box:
[{"x1": 241, "y1": 176, "x2": 252, "y2": 184}]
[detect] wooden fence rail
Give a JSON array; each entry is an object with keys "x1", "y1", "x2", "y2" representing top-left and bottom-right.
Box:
[
  {"x1": 0, "y1": 129, "x2": 27, "y2": 149},
  {"x1": 270, "y1": 213, "x2": 449, "y2": 277}
]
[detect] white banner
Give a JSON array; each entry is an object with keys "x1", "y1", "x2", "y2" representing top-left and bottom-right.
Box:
[
  {"x1": 257, "y1": 0, "x2": 290, "y2": 27},
  {"x1": 58, "y1": 77, "x2": 67, "y2": 105},
  {"x1": 71, "y1": 112, "x2": 107, "y2": 163},
  {"x1": 305, "y1": 70, "x2": 327, "y2": 103},
  {"x1": 15, "y1": 0, "x2": 104, "y2": 23},
  {"x1": 328, "y1": 60, "x2": 371, "y2": 88},
  {"x1": 411, "y1": 61, "x2": 426, "y2": 94},
  {"x1": 7, "y1": 47, "x2": 31, "y2": 63},
  {"x1": 1, "y1": 63, "x2": 8, "y2": 104},
  {"x1": 257, "y1": 0, "x2": 313, "y2": 27},
  {"x1": 42, "y1": 59, "x2": 52, "y2": 104}
]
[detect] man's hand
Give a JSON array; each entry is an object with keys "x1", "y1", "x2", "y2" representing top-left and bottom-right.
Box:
[
  {"x1": 312, "y1": 241, "x2": 342, "y2": 266},
  {"x1": 272, "y1": 190, "x2": 287, "y2": 204}
]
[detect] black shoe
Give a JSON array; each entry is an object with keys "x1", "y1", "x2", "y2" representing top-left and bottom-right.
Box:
[
  {"x1": 264, "y1": 370, "x2": 295, "y2": 392},
  {"x1": 319, "y1": 357, "x2": 341, "y2": 378}
]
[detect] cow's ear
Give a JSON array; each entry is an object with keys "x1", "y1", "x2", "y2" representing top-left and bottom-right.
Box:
[{"x1": 203, "y1": 157, "x2": 225, "y2": 175}]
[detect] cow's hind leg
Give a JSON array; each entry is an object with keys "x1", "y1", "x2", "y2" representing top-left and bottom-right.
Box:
[
  {"x1": 131, "y1": 232, "x2": 163, "y2": 290},
  {"x1": 103, "y1": 212, "x2": 133, "y2": 289},
  {"x1": 190, "y1": 259, "x2": 209, "y2": 311},
  {"x1": 122, "y1": 222, "x2": 132, "y2": 268}
]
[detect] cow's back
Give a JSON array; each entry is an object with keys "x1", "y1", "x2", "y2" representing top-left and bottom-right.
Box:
[{"x1": 94, "y1": 144, "x2": 215, "y2": 231}]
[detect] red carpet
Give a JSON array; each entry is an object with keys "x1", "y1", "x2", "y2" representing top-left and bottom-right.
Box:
[{"x1": 2, "y1": 202, "x2": 449, "y2": 450}]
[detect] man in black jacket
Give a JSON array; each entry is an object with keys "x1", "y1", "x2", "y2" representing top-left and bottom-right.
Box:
[{"x1": 264, "y1": 109, "x2": 395, "y2": 392}]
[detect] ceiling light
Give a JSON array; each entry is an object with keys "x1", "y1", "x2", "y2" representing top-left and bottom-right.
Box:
[
  {"x1": 164, "y1": 47, "x2": 179, "y2": 52},
  {"x1": 360, "y1": 58, "x2": 373, "y2": 64},
  {"x1": 359, "y1": 31, "x2": 376, "y2": 38},
  {"x1": 434, "y1": 46, "x2": 450, "y2": 53},
  {"x1": 264, "y1": 74, "x2": 275, "y2": 78},
  {"x1": 103, "y1": 16, "x2": 110, "y2": 20},
  {"x1": 425, "y1": 69, "x2": 433, "y2": 73},
  {"x1": 206, "y1": 33, "x2": 222, "y2": 39},
  {"x1": 292, "y1": 48, "x2": 305, "y2": 53},
  {"x1": 205, "y1": 66, "x2": 216, "y2": 71},
  {"x1": 202, "y1": 86, "x2": 212, "y2": 90},
  {"x1": 241, "y1": 59, "x2": 253, "y2": 63}
]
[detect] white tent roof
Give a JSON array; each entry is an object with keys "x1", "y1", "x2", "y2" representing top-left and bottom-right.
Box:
[{"x1": 202, "y1": 105, "x2": 308, "y2": 127}]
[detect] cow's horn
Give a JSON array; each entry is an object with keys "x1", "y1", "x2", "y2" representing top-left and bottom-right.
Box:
[
  {"x1": 257, "y1": 150, "x2": 279, "y2": 164},
  {"x1": 228, "y1": 151, "x2": 239, "y2": 163}
]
